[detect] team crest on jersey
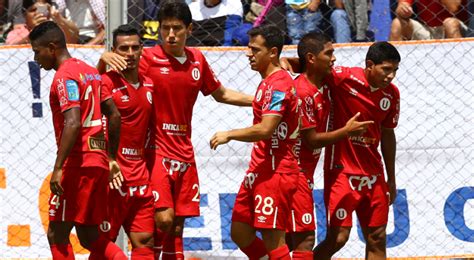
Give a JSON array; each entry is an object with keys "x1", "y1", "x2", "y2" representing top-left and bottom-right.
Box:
[
  {"x1": 100, "y1": 221, "x2": 111, "y2": 232},
  {"x1": 380, "y1": 97, "x2": 391, "y2": 111},
  {"x1": 256, "y1": 89, "x2": 263, "y2": 102},
  {"x1": 146, "y1": 91, "x2": 152, "y2": 104},
  {"x1": 192, "y1": 68, "x2": 200, "y2": 80}
]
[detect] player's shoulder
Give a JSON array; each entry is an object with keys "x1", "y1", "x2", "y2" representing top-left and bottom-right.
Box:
[
  {"x1": 185, "y1": 46, "x2": 206, "y2": 62},
  {"x1": 387, "y1": 82, "x2": 400, "y2": 97},
  {"x1": 141, "y1": 75, "x2": 155, "y2": 90},
  {"x1": 294, "y1": 74, "x2": 314, "y2": 96}
]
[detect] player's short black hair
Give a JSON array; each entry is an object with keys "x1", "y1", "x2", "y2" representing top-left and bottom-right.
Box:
[
  {"x1": 247, "y1": 24, "x2": 285, "y2": 56},
  {"x1": 297, "y1": 32, "x2": 332, "y2": 71},
  {"x1": 28, "y1": 21, "x2": 66, "y2": 48},
  {"x1": 112, "y1": 24, "x2": 141, "y2": 47},
  {"x1": 157, "y1": 0, "x2": 192, "y2": 27},
  {"x1": 366, "y1": 41, "x2": 401, "y2": 65}
]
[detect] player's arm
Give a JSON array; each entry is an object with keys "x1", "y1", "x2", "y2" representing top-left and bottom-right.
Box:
[
  {"x1": 101, "y1": 98, "x2": 123, "y2": 189},
  {"x1": 303, "y1": 112, "x2": 374, "y2": 148},
  {"x1": 210, "y1": 115, "x2": 281, "y2": 149},
  {"x1": 50, "y1": 107, "x2": 81, "y2": 196},
  {"x1": 381, "y1": 127, "x2": 397, "y2": 205},
  {"x1": 211, "y1": 85, "x2": 254, "y2": 106},
  {"x1": 280, "y1": 57, "x2": 301, "y2": 74}
]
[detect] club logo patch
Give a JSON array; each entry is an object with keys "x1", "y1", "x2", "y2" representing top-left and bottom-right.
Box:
[
  {"x1": 380, "y1": 97, "x2": 391, "y2": 111},
  {"x1": 66, "y1": 80, "x2": 79, "y2": 101}
]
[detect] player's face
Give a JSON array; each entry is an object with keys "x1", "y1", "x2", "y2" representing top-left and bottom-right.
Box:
[
  {"x1": 246, "y1": 35, "x2": 274, "y2": 72},
  {"x1": 366, "y1": 60, "x2": 399, "y2": 89},
  {"x1": 160, "y1": 18, "x2": 191, "y2": 57},
  {"x1": 113, "y1": 35, "x2": 142, "y2": 70},
  {"x1": 310, "y1": 41, "x2": 335, "y2": 76},
  {"x1": 31, "y1": 41, "x2": 55, "y2": 71}
]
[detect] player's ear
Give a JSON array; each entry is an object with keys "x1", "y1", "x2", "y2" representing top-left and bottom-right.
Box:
[
  {"x1": 186, "y1": 23, "x2": 193, "y2": 35},
  {"x1": 270, "y1": 46, "x2": 278, "y2": 59},
  {"x1": 306, "y1": 52, "x2": 316, "y2": 65},
  {"x1": 365, "y1": 59, "x2": 375, "y2": 71}
]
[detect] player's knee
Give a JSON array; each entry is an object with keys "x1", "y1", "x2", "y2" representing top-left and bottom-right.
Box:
[
  {"x1": 295, "y1": 234, "x2": 315, "y2": 251},
  {"x1": 366, "y1": 229, "x2": 386, "y2": 251},
  {"x1": 154, "y1": 213, "x2": 174, "y2": 232},
  {"x1": 329, "y1": 231, "x2": 349, "y2": 251},
  {"x1": 131, "y1": 233, "x2": 154, "y2": 248}
]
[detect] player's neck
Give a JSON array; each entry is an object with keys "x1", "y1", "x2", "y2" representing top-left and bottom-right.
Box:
[
  {"x1": 260, "y1": 61, "x2": 281, "y2": 79},
  {"x1": 54, "y1": 50, "x2": 72, "y2": 71},
  {"x1": 122, "y1": 69, "x2": 139, "y2": 84},
  {"x1": 304, "y1": 70, "x2": 324, "y2": 88}
]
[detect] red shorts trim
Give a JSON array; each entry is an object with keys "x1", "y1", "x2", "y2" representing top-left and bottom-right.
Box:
[
  {"x1": 48, "y1": 167, "x2": 108, "y2": 225},
  {"x1": 324, "y1": 173, "x2": 389, "y2": 228},
  {"x1": 147, "y1": 153, "x2": 200, "y2": 217},
  {"x1": 232, "y1": 171, "x2": 298, "y2": 230},
  {"x1": 100, "y1": 184, "x2": 155, "y2": 240},
  {"x1": 287, "y1": 172, "x2": 316, "y2": 233}
]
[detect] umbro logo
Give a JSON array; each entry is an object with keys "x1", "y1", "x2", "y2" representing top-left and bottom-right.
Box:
[{"x1": 160, "y1": 67, "x2": 170, "y2": 74}]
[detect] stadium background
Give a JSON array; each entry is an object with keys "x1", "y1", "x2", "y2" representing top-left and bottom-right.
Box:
[{"x1": 0, "y1": 0, "x2": 473, "y2": 258}]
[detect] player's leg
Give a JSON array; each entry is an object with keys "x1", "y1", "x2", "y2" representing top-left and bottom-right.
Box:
[
  {"x1": 126, "y1": 184, "x2": 155, "y2": 259},
  {"x1": 361, "y1": 225, "x2": 387, "y2": 260},
  {"x1": 47, "y1": 221, "x2": 75, "y2": 259},
  {"x1": 161, "y1": 161, "x2": 199, "y2": 260},
  {"x1": 356, "y1": 176, "x2": 390, "y2": 260},
  {"x1": 287, "y1": 172, "x2": 316, "y2": 259},
  {"x1": 231, "y1": 173, "x2": 268, "y2": 259},
  {"x1": 313, "y1": 173, "x2": 356, "y2": 259},
  {"x1": 312, "y1": 226, "x2": 351, "y2": 260},
  {"x1": 74, "y1": 167, "x2": 126, "y2": 259},
  {"x1": 389, "y1": 18, "x2": 414, "y2": 41}
]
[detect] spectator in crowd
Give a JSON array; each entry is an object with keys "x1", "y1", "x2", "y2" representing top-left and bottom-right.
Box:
[
  {"x1": 5, "y1": 0, "x2": 78, "y2": 45},
  {"x1": 330, "y1": 0, "x2": 370, "y2": 42},
  {"x1": 55, "y1": 0, "x2": 105, "y2": 44},
  {"x1": 285, "y1": 0, "x2": 322, "y2": 44},
  {"x1": 127, "y1": 0, "x2": 161, "y2": 46},
  {"x1": 188, "y1": 0, "x2": 243, "y2": 46},
  {"x1": 390, "y1": 0, "x2": 469, "y2": 40}
]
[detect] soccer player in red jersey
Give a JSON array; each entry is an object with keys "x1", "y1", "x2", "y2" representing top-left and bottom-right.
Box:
[
  {"x1": 287, "y1": 32, "x2": 373, "y2": 259},
  {"x1": 210, "y1": 24, "x2": 300, "y2": 260},
  {"x1": 311, "y1": 42, "x2": 401, "y2": 260},
  {"x1": 98, "y1": 24, "x2": 155, "y2": 259},
  {"x1": 29, "y1": 21, "x2": 126, "y2": 259},
  {"x1": 99, "y1": 1, "x2": 254, "y2": 259}
]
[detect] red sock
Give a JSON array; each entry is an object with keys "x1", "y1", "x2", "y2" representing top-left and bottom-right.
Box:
[
  {"x1": 292, "y1": 250, "x2": 313, "y2": 259},
  {"x1": 89, "y1": 236, "x2": 127, "y2": 260},
  {"x1": 269, "y1": 245, "x2": 291, "y2": 260},
  {"x1": 162, "y1": 234, "x2": 184, "y2": 260},
  {"x1": 240, "y1": 237, "x2": 267, "y2": 260},
  {"x1": 50, "y1": 243, "x2": 75, "y2": 260},
  {"x1": 154, "y1": 228, "x2": 165, "y2": 259},
  {"x1": 132, "y1": 247, "x2": 154, "y2": 259}
]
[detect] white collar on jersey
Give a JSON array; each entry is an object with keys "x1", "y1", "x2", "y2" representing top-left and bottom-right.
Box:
[
  {"x1": 174, "y1": 54, "x2": 187, "y2": 64},
  {"x1": 130, "y1": 82, "x2": 140, "y2": 89},
  {"x1": 370, "y1": 86, "x2": 379, "y2": 92}
]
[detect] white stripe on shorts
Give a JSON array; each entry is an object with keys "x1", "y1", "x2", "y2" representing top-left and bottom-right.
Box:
[
  {"x1": 273, "y1": 207, "x2": 279, "y2": 229},
  {"x1": 62, "y1": 199, "x2": 66, "y2": 222}
]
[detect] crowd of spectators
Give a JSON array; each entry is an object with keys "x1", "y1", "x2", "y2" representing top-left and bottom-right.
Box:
[{"x1": 1, "y1": 0, "x2": 473, "y2": 45}]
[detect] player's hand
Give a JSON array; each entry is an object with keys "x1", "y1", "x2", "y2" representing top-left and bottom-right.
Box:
[
  {"x1": 395, "y1": 2, "x2": 413, "y2": 19},
  {"x1": 210, "y1": 131, "x2": 230, "y2": 150},
  {"x1": 101, "y1": 52, "x2": 127, "y2": 71},
  {"x1": 387, "y1": 180, "x2": 397, "y2": 205},
  {"x1": 50, "y1": 168, "x2": 64, "y2": 196},
  {"x1": 280, "y1": 57, "x2": 296, "y2": 75},
  {"x1": 108, "y1": 160, "x2": 124, "y2": 189},
  {"x1": 344, "y1": 112, "x2": 374, "y2": 136}
]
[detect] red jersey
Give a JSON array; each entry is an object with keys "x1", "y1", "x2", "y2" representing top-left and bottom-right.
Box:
[
  {"x1": 323, "y1": 66, "x2": 400, "y2": 176},
  {"x1": 139, "y1": 45, "x2": 221, "y2": 162},
  {"x1": 102, "y1": 71, "x2": 154, "y2": 186},
  {"x1": 248, "y1": 70, "x2": 300, "y2": 174},
  {"x1": 294, "y1": 74, "x2": 330, "y2": 177},
  {"x1": 49, "y1": 58, "x2": 108, "y2": 169}
]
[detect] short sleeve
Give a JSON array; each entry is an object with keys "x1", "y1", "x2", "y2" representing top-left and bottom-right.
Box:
[
  {"x1": 199, "y1": 53, "x2": 221, "y2": 96},
  {"x1": 299, "y1": 90, "x2": 317, "y2": 130},
  {"x1": 382, "y1": 87, "x2": 400, "y2": 129},
  {"x1": 100, "y1": 73, "x2": 113, "y2": 102},
  {"x1": 52, "y1": 76, "x2": 81, "y2": 112}
]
